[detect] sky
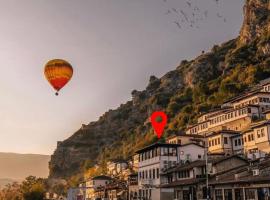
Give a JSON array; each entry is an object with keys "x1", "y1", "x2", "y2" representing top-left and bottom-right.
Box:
[{"x1": 0, "y1": 0, "x2": 244, "y2": 155}]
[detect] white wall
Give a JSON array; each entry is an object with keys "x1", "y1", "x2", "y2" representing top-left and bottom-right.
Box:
[{"x1": 178, "y1": 144, "x2": 204, "y2": 162}]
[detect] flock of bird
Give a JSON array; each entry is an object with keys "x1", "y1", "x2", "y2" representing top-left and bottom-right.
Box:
[{"x1": 162, "y1": 0, "x2": 227, "y2": 30}]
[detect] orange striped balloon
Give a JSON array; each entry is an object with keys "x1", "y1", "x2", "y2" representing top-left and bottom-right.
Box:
[{"x1": 44, "y1": 59, "x2": 73, "y2": 95}]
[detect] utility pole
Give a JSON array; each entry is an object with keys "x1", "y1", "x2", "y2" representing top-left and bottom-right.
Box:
[{"x1": 205, "y1": 133, "x2": 210, "y2": 200}]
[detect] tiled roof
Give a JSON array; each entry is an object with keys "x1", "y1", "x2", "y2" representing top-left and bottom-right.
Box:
[
  {"x1": 223, "y1": 91, "x2": 269, "y2": 104},
  {"x1": 135, "y1": 142, "x2": 180, "y2": 153},
  {"x1": 166, "y1": 133, "x2": 204, "y2": 140},
  {"x1": 210, "y1": 175, "x2": 270, "y2": 185}
]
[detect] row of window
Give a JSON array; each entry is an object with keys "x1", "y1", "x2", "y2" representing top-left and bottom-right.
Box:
[
  {"x1": 177, "y1": 170, "x2": 190, "y2": 179},
  {"x1": 215, "y1": 188, "x2": 258, "y2": 200},
  {"x1": 263, "y1": 85, "x2": 270, "y2": 92},
  {"x1": 244, "y1": 133, "x2": 254, "y2": 142},
  {"x1": 139, "y1": 168, "x2": 160, "y2": 180},
  {"x1": 256, "y1": 128, "x2": 265, "y2": 138},
  {"x1": 235, "y1": 97, "x2": 270, "y2": 109},
  {"x1": 209, "y1": 108, "x2": 251, "y2": 126},
  {"x1": 168, "y1": 139, "x2": 181, "y2": 144},
  {"x1": 139, "y1": 147, "x2": 177, "y2": 161},
  {"x1": 234, "y1": 138, "x2": 243, "y2": 147},
  {"x1": 164, "y1": 160, "x2": 177, "y2": 169},
  {"x1": 129, "y1": 189, "x2": 152, "y2": 199},
  {"x1": 190, "y1": 108, "x2": 253, "y2": 134},
  {"x1": 209, "y1": 137, "x2": 228, "y2": 147}
]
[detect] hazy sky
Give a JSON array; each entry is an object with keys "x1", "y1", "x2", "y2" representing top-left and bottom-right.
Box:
[{"x1": 0, "y1": 0, "x2": 244, "y2": 154}]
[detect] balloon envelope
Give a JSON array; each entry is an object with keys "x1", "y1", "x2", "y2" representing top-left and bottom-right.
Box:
[{"x1": 44, "y1": 59, "x2": 73, "y2": 94}]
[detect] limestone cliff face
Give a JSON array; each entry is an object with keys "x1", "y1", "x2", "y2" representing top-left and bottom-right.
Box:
[
  {"x1": 49, "y1": 0, "x2": 270, "y2": 179},
  {"x1": 239, "y1": 0, "x2": 269, "y2": 45}
]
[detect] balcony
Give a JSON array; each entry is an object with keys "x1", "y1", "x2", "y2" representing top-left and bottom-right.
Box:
[{"x1": 139, "y1": 179, "x2": 153, "y2": 185}]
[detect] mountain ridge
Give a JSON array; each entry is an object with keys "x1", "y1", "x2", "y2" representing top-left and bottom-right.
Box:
[{"x1": 0, "y1": 152, "x2": 50, "y2": 181}]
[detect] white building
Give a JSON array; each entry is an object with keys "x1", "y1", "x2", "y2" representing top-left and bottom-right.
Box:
[
  {"x1": 177, "y1": 143, "x2": 205, "y2": 162},
  {"x1": 135, "y1": 143, "x2": 180, "y2": 200},
  {"x1": 166, "y1": 133, "x2": 205, "y2": 146},
  {"x1": 85, "y1": 175, "x2": 112, "y2": 200}
]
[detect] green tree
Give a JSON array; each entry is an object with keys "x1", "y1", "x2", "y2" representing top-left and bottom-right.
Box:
[{"x1": 21, "y1": 176, "x2": 45, "y2": 200}]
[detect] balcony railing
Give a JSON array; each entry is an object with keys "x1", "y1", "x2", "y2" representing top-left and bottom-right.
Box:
[{"x1": 139, "y1": 179, "x2": 153, "y2": 185}]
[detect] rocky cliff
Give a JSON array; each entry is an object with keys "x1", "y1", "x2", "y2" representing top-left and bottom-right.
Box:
[{"x1": 49, "y1": 0, "x2": 270, "y2": 179}]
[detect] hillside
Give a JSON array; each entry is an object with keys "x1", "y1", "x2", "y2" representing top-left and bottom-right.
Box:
[
  {"x1": 0, "y1": 153, "x2": 50, "y2": 181},
  {"x1": 49, "y1": 0, "x2": 270, "y2": 180}
]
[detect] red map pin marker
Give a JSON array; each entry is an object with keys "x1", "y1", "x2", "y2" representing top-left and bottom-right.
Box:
[{"x1": 150, "y1": 111, "x2": 167, "y2": 139}]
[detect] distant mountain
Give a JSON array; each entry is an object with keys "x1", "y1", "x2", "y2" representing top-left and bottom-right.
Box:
[
  {"x1": 50, "y1": 0, "x2": 270, "y2": 179},
  {"x1": 0, "y1": 178, "x2": 18, "y2": 188},
  {"x1": 0, "y1": 152, "x2": 50, "y2": 181}
]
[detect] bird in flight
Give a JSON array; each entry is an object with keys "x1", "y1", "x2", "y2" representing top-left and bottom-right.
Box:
[
  {"x1": 186, "y1": 1, "x2": 191, "y2": 7},
  {"x1": 174, "y1": 21, "x2": 182, "y2": 29}
]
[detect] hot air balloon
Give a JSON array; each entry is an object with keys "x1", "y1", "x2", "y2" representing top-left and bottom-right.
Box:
[{"x1": 44, "y1": 59, "x2": 73, "y2": 95}]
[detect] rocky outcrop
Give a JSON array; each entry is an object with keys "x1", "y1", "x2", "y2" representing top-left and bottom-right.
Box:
[{"x1": 239, "y1": 0, "x2": 269, "y2": 45}]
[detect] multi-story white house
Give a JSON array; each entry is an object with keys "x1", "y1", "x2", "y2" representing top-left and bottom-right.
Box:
[
  {"x1": 177, "y1": 143, "x2": 205, "y2": 162},
  {"x1": 85, "y1": 175, "x2": 112, "y2": 200},
  {"x1": 232, "y1": 134, "x2": 244, "y2": 155},
  {"x1": 135, "y1": 143, "x2": 180, "y2": 200},
  {"x1": 207, "y1": 130, "x2": 240, "y2": 155},
  {"x1": 186, "y1": 105, "x2": 260, "y2": 135}
]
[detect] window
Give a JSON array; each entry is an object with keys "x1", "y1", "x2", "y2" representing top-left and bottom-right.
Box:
[
  {"x1": 214, "y1": 139, "x2": 217, "y2": 145},
  {"x1": 235, "y1": 140, "x2": 238, "y2": 146},
  {"x1": 245, "y1": 189, "x2": 256, "y2": 199},
  {"x1": 248, "y1": 135, "x2": 251, "y2": 142},
  {"x1": 261, "y1": 128, "x2": 265, "y2": 137},
  {"x1": 224, "y1": 137, "x2": 228, "y2": 144},
  {"x1": 224, "y1": 189, "x2": 233, "y2": 200},
  {"x1": 244, "y1": 136, "x2": 247, "y2": 143},
  {"x1": 154, "y1": 148, "x2": 157, "y2": 157},
  {"x1": 257, "y1": 130, "x2": 261, "y2": 138},
  {"x1": 157, "y1": 168, "x2": 159, "y2": 179},
  {"x1": 178, "y1": 171, "x2": 181, "y2": 179},
  {"x1": 248, "y1": 108, "x2": 251, "y2": 113},
  {"x1": 238, "y1": 139, "x2": 241, "y2": 145},
  {"x1": 149, "y1": 169, "x2": 151, "y2": 179},
  {"x1": 209, "y1": 141, "x2": 211, "y2": 147},
  {"x1": 215, "y1": 189, "x2": 223, "y2": 200},
  {"x1": 142, "y1": 171, "x2": 144, "y2": 179},
  {"x1": 153, "y1": 169, "x2": 155, "y2": 179},
  {"x1": 251, "y1": 134, "x2": 254, "y2": 141},
  {"x1": 218, "y1": 138, "x2": 220, "y2": 145}
]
